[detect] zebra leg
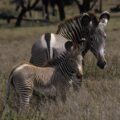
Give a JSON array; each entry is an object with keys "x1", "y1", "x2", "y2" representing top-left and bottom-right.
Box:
[
  {"x1": 61, "y1": 90, "x2": 66, "y2": 103},
  {"x1": 17, "y1": 85, "x2": 33, "y2": 113},
  {"x1": 19, "y1": 93, "x2": 32, "y2": 114},
  {"x1": 57, "y1": 84, "x2": 67, "y2": 103},
  {"x1": 45, "y1": 85, "x2": 57, "y2": 103},
  {"x1": 72, "y1": 75, "x2": 82, "y2": 92}
]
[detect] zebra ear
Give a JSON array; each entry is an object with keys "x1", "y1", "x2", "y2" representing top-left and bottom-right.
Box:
[
  {"x1": 98, "y1": 11, "x2": 110, "y2": 29},
  {"x1": 65, "y1": 41, "x2": 73, "y2": 51},
  {"x1": 79, "y1": 38, "x2": 86, "y2": 52},
  {"x1": 88, "y1": 12, "x2": 99, "y2": 27},
  {"x1": 81, "y1": 13, "x2": 91, "y2": 26},
  {"x1": 99, "y1": 11, "x2": 110, "y2": 21}
]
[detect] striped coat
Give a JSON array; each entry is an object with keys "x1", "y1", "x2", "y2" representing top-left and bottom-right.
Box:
[
  {"x1": 6, "y1": 42, "x2": 84, "y2": 112},
  {"x1": 30, "y1": 11, "x2": 110, "y2": 69}
]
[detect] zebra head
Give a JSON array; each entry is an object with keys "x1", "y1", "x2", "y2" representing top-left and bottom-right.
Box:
[
  {"x1": 88, "y1": 11, "x2": 110, "y2": 69},
  {"x1": 66, "y1": 38, "x2": 86, "y2": 78}
]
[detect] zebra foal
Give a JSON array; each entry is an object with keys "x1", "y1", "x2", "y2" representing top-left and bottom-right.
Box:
[{"x1": 6, "y1": 39, "x2": 84, "y2": 113}]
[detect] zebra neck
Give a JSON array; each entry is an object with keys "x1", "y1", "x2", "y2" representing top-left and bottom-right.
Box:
[
  {"x1": 48, "y1": 52, "x2": 75, "y2": 80},
  {"x1": 56, "y1": 17, "x2": 88, "y2": 43},
  {"x1": 57, "y1": 59, "x2": 75, "y2": 80}
]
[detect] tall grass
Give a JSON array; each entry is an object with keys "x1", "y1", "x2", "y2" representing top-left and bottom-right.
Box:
[{"x1": 0, "y1": 0, "x2": 120, "y2": 119}]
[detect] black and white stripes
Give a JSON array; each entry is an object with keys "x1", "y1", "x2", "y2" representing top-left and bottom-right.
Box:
[
  {"x1": 56, "y1": 15, "x2": 90, "y2": 43},
  {"x1": 6, "y1": 40, "x2": 84, "y2": 112},
  {"x1": 30, "y1": 11, "x2": 110, "y2": 68}
]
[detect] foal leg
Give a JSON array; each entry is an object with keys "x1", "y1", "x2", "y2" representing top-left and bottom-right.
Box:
[
  {"x1": 19, "y1": 93, "x2": 32, "y2": 114},
  {"x1": 18, "y1": 85, "x2": 33, "y2": 114},
  {"x1": 72, "y1": 74, "x2": 83, "y2": 92},
  {"x1": 57, "y1": 84, "x2": 67, "y2": 103}
]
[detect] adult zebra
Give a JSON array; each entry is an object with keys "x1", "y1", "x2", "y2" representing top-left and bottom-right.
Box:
[{"x1": 30, "y1": 11, "x2": 110, "y2": 70}]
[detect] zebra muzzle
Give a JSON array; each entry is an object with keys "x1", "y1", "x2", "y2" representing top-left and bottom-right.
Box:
[{"x1": 97, "y1": 60, "x2": 107, "y2": 69}]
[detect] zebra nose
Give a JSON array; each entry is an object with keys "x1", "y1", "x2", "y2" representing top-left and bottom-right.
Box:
[{"x1": 97, "y1": 61, "x2": 107, "y2": 69}]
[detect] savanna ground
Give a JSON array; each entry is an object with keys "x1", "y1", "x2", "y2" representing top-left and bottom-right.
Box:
[{"x1": 0, "y1": 0, "x2": 120, "y2": 120}]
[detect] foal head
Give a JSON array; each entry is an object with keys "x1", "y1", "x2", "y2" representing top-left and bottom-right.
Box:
[{"x1": 65, "y1": 38, "x2": 86, "y2": 78}]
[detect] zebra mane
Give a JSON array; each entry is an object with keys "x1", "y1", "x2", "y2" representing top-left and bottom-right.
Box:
[
  {"x1": 56, "y1": 14, "x2": 91, "y2": 44},
  {"x1": 56, "y1": 13, "x2": 98, "y2": 39},
  {"x1": 56, "y1": 15, "x2": 81, "y2": 32},
  {"x1": 45, "y1": 51, "x2": 78, "y2": 79},
  {"x1": 56, "y1": 15, "x2": 83, "y2": 39},
  {"x1": 57, "y1": 12, "x2": 98, "y2": 30}
]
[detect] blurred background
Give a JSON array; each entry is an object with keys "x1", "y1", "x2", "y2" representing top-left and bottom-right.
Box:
[
  {"x1": 0, "y1": 0, "x2": 120, "y2": 120},
  {"x1": 0, "y1": 0, "x2": 119, "y2": 27}
]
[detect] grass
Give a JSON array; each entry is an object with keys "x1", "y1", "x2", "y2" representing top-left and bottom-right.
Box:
[{"x1": 0, "y1": 0, "x2": 120, "y2": 120}]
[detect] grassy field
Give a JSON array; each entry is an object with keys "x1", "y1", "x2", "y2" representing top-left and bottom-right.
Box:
[{"x1": 0, "y1": 0, "x2": 120, "y2": 120}]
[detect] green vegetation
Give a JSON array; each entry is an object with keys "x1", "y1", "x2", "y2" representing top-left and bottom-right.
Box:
[{"x1": 0, "y1": 0, "x2": 120, "y2": 120}]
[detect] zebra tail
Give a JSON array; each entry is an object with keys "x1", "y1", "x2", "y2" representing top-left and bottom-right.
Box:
[
  {"x1": 3, "y1": 69, "x2": 15, "y2": 111},
  {"x1": 5, "y1": 63, "x2": 22, "y2": 104},
  {"x1": 5, "y1": 69, "x2": 14, "y2": 104}
]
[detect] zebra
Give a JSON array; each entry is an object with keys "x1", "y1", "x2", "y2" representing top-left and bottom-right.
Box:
[
  {"x1": 30, "y1": 11, "x2": 110, "y2": 69},
  {"x1": 6, "y1": 39, "x2": 84, "y2": 113},
  {"x1": 30, "y1": 11, "x2": 110, "y2": 87}
]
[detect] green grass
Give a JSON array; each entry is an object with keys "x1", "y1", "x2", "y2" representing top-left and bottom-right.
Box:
[{"x1": 0, "y1": 0, "x2": 120, "y2": 120}]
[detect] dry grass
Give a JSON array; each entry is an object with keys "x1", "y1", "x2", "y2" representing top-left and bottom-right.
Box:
[{"x1": 0, "y1": 0, "x2": 120, "y2": 120}]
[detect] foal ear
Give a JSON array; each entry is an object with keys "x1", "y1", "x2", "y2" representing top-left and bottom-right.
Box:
[
  {"x1": 72, "y1": 38, "x2": 86, "y2": 56},
  {"x1": 98, "y1": 11, "x2": 110, "y2": 29},
  {"x1": 81, "y1": 13, "x2": 91, "y2": 26},
  {"x1": 65, "y1": 41, "x2": 73, "y2": 51},
  {"x1": 79, "y1": 38, "x2": 86, "y2": 52}
]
